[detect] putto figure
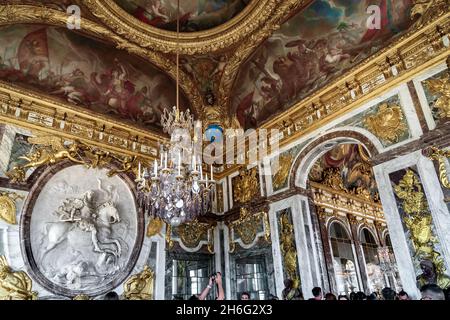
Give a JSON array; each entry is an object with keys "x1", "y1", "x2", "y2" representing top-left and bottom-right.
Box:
[{"x1": 0, "y1": 256, "x2": 38, "y2": 300}]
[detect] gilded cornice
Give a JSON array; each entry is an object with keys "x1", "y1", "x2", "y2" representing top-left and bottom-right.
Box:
[
  {"x1": 0, "y1": 81, "x2": 165, "y2": 160},
  {"x1": 0, "y1": 4, "x2": 203, "y2": 115},
  {"x1": 82, "y1": 0, "x2": 281, "y2": 55}
]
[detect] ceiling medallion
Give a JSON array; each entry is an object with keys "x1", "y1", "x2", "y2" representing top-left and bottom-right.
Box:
[{"x1": 84, "y1": 0, "x2": 278, "y2": 54}]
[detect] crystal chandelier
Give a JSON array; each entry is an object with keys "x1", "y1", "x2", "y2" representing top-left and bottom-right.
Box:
[{"x1": 135, "y1": 0, "x2": 215, "y2": 227}]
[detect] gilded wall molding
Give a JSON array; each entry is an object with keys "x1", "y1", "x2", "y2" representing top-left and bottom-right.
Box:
[
  {"x1": 0, "y1": 4, "x2": 203, "y2": 115},
  {"x1": 83, "y1": 0, "x2": 281, "y2": 55}
]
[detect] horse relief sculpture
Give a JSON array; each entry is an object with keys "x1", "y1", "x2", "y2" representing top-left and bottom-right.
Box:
[{"x1": 26, "y1": 165, "x2": 139, "y2": 295}]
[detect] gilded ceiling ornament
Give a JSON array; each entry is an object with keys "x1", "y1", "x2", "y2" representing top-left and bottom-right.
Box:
[
  {"x1": 146, "y1": 217, "x2": 164, "y2": 238},
  {"x1": 83, "y1": 0, "x2": 281, "y2": 55},
  {"x1": 278, "y1": 212, "x2": 300, "y2": 289},
  {"x1": 423, "y1": 74, "x2": 450, "y2": 119},
  {"x1": 123, "y1": 266, "x2": 154, "y2": 300},
  {"x1": 394, "y1": 169, "x2": 445, "y2": 274},
  {"x1": 272, "y1": 153, "x2": 294, "y2": 190},
  {"x1": 165, "y1": 224, "x2": 174, "y2": 250},
  {"x1": 425, "y1": 146, "x2": 450, "y2": 189},
  {"x1": 233, "y1": 167, "x2": 260, "y2": 204},
  {"x1": 215, "y1": 183, "x2": 224, "y2": 213},
  {"x1": 0, "y1": 191, "x2": 23, "y2": 225},
  {"x1": 411, "y1": 0, "x2": 449, "y2": 28},
  {"x1": 0, "y1": 256, "x2": 38, "y2": 300},
  {"x1": 322, "y1": 168, "x2": 345, "y2": 191},
  {"x1": 363, "y1": 103, "x2": 408, "y2": 144}
]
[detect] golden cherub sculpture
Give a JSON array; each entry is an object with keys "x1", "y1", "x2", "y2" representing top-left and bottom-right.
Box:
[
  {"x1": 123, "y1": 266, "x2": 154, "y2": 300},
  {"x1": 0, "y1": 256, "x2": 38, "y2": 300}
]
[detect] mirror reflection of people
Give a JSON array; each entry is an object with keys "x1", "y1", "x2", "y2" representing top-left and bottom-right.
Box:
[
  {"x1": 398, "y1": 290, "x2": 410, "y2": 300},
  {"x1": 310, "y1": 287, "x2": 323, "y2": 301},
  {"x1": 240, "y1": 292, "x2": 250, "y2": 300}
]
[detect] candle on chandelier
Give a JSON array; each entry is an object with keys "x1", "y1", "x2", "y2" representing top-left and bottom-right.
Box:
[
  {"x1": 178, "y1": 152, "x2": 181, "y2": 175},
  {"x1": 154, "y1": 159, "x2": 157, "y2": 177},
  {"x1": 200, "y1": 163, "x2": 203, "y2": 180},
  {"x1": 164, "y1": 152, "x2": 168, "y2": 169},
  {"x1": 210, "y1": 165, "x2": 213, "y2": 181},
  {"x1": 206, "y1": 174, "x2": 209, "y2": 187}
]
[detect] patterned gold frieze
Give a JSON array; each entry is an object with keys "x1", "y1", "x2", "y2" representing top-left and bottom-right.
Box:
[
  {"x1": 0, "y1": 82, "x2": 163, "y2": 161},
  {"x1": 310, "y1": 182, "x2": 385, "y2": 224}
]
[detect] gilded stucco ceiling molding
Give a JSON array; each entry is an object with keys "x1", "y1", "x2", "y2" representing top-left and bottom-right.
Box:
[
  {"x1": 0, "y1": 4, "x2": 203, "y2": 115},
  {"x1": 219, "y1": 0, "x2": 312, "y2": 112},
  {"x1": 83, "y1": 0, "x2": 279, "y2": 55}
]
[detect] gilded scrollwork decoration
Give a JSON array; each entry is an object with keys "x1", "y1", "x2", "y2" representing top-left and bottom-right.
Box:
[
  {"x1": 123, "y1": 266, "x2": 155, "y2": 300},
  {"x1": 0, "y1": 256, "x2": 38, "y2": 300},
  {"x1": 227, "y1": 208, "x2": 271, "y2": 252},
  {"x1": 363, "y1": 103, "x2": 408, "y2": 145},
  {"x1": 425, "y1": 146, "x2": 450, "y2": 189},
  {"x1": 272, "y1": 153, "x2": 294, "y2": 191},
  {"x1": 423, "y1": 72, "x2": 450, "y2": 120},
  {"x1": 233, "y1": 167, "x2": 260, "y2": 205},
  {"x1": 6, "y1": 133, "x2": 142, "y2": 184},
  {"x1": 146, "y1": 217, "x2": 164, "y2": 238},
  {"x1": 0, "y1": 191, "x2": 24, "y2": 225},
  {"x1": 393, "y1": 169, "x2": 446, "y2": 276},
  {"x1": 278, "y1": 210, "x2": 300, "y2": 289}
]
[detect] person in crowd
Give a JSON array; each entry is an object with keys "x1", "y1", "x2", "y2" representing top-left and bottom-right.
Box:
[
  {"x1": 240, "y1": 292, "x2": 250, "y2": 300},
  {"x1": 269, "y1": 294, "x2": 279, "y2": 300},
  {"x1": 324, "y1": 293, "x2": 337, "y2": 300},
  {"x1": 367, "y1": 293, "x2": 378, "y2": 300},
  {"x1": 381, "y1": 287, "x2": 396, "y2": 300},
  {"x1": 309, "y1": 287, "x2": 323, "y2": 300},
  {"x1": 444, "y1": 288, "x2": 450, "y2": 301},
  {"x1": 354, "y1": 291, "x2": 367, "y2": 300},
  {"x1": 338, "y1": 294, "x2": 349, "y2": 300},
  {"x1": 282, "y1": 279, "x2": 304, "y2": 300},
  {"x1": 191, "y1": 272, "x2": 225, "y2": 300},
  {"x1": 104, "y1": 291, "x2": 119, "y2": 300},
  {"x1": 420, "y1": 284, "x2": 445, "y2": 300},
  {"x1": 349, "y1": 292, "x2": 356, "y2": 300},
  {"x1": 398, "y1": 290, "x2": 410, "y2": 300}
]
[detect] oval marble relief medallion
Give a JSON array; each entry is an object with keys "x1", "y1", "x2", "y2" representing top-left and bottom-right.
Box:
[{"x1": 21, "y1": 164, "x2": 144, "y2": 297}]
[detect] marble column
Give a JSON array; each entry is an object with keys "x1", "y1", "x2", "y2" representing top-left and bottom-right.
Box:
[
  {"x1": 347, "y1": 215, "x2": 369, "y2": 293},
  {"x1": 373, "y1": 150, "x2": 450, "y2": 299}
]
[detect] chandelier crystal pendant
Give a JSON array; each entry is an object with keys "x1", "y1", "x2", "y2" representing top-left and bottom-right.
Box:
[{"x1": 135, "y1": 0, "x2": 215, "y2": 227}]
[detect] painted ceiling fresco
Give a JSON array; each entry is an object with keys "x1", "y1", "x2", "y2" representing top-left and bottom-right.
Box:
[
  {"x1": 232, "y1": 0, "x2": 414, "y2": 129},
  {"x1": 0, "y1": 25, "x2": 188, "y2": 131},
  {"x1": 309, "y1": 144, "x2": 379, "y2": 200},
  {"x1": 114, "y1": 0, "x2": 250, "y2": 32}
]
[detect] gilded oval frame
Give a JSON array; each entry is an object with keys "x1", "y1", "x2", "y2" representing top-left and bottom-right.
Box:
[{"x1": 84, "y1": 0, "x2": 278, "y2": 54}]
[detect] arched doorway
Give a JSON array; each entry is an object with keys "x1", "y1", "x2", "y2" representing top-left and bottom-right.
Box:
[{"x1": 300, "y1": 141, "x2": 393, "y2": 295}]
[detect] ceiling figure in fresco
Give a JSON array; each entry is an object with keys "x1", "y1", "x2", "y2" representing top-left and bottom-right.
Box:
[
  {"x1": 114, "y1": 0, "x2": 250, "y2": 32},
  {"x1": 232, "y1": 0, "x2": 414, "y2": 129},
  {"x1": 0, "y1": 25, "x2": 188, "y2": 131},
  {"x1": 309, "y1": 144, "x2": 379, "y2": 200}
]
